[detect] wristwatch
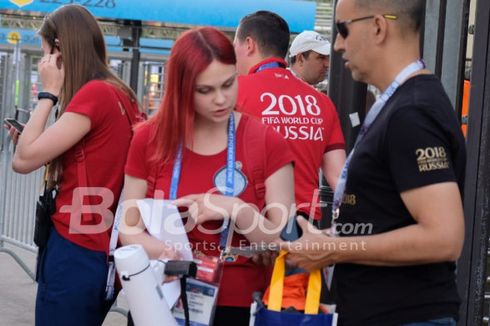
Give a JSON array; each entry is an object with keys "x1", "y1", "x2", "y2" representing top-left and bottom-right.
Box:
[{"x1": 37, "y1": 92, "x2": 59, "y2": 106}]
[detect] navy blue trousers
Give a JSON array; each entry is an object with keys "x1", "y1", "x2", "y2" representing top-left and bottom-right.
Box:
[{"x1": 35, "y1": 228, "x2": 114, "y2": 326}]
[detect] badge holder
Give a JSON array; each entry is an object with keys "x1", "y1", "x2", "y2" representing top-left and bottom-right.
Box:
[
  {"x1": 172, "y1": 250, "x2": 224, "y2": 326},
  {"x1": 172, "y1": 221, "x2": 235, "y2": 326}
]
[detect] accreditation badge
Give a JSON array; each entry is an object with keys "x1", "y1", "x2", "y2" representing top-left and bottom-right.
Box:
[
  {"x1": 173, "y1": 251, "x2": 223, "y2": 326},
  {"x1": 213, "y1": 162, "x2": 247, "y2": 196}
]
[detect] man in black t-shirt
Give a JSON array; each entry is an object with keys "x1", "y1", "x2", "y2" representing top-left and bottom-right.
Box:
[{"x1": 277, "y1": 0, "x2": 466, "y2": 325}]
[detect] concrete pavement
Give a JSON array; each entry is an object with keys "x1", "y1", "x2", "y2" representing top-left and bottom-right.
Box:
[{"x1": 0, "y1": 242, "x2": 128, "y2": 326}]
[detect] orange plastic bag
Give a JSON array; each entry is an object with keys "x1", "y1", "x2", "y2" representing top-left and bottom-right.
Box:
[{"x1": 263, "y1": 272, "x2": 309, "y2": 311}]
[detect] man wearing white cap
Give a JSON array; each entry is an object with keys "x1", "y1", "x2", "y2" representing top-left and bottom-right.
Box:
[{"x1": 289, "y1": 31, "x2": 331, "y2": 85}]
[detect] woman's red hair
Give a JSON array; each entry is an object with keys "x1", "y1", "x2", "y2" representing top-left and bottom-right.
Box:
[{"x1": 147, "y1": 27, "x2": 236, "y2": 165}]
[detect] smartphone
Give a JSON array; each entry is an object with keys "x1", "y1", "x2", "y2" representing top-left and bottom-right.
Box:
[
  {"x1": 280, "y1": 214, "x2": 309, "y2": 242},
  {"x1": 51, "y1": 38, "x2": 62, "y2": 69},
  {"x1": 4, "y1": 118, "x2": 24, "y2": 134}
]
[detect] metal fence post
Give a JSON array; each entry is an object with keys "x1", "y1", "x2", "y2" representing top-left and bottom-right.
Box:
[
  {"x1": 328, "y1": 0, "x2": 367, "y2": 152},
  {"x1": 0, "y1": 142, "x2": 36, "y2": 281},
  {"x1": 456, "y1": 0, "x2": 490, "y2": 324},
  {"x1": 440, "y1": 0, "x2": 471, "y2": 116}
]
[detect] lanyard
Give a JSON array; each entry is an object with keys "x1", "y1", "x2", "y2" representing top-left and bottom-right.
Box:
[
  {"x1": 170, "y1": 114, "x2": 236, "y2": 250},
  {"x1": 331, "y1": 60, "x2": 426, "y2": 222},
  {"x1": 256, "y1": 61, "x2": 281, "y2": 73}
]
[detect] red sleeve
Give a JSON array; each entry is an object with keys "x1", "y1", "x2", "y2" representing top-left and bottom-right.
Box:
[
  {"x1": 236, "y1": 76, "x2": 246, "y2": 112},
  {"x1": 264, "y1": 126, "x2": 294, "y2": 178},
  {"x1": 322, "y1": 96, "x2": 345, "y2": 153},
  {"x1": 125, "y1": 123, "x2": 152, "y2": 180},
  {"x1": 65, "y1": 80, "x2": 114, "y2": 129}
]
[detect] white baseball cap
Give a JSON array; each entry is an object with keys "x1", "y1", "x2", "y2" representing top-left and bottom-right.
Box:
[{"x1": 289, "y1": 31, "x2": 331, "y2": 57}]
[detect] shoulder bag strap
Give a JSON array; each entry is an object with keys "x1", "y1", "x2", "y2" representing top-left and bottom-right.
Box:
[
  {"x1": 243, "y1": 117, "x2": 267, "y2": 202},
  {"x1": 105, "y1": 86, "x2": 141, "y2": 300},
  {"x1": 74, "y1": 139, "x2": 93, "y2": 224}
]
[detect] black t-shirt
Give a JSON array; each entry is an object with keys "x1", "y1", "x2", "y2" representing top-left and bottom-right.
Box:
[{"x1": 333, "y1": 75, "x2": 466, "y2": 325}]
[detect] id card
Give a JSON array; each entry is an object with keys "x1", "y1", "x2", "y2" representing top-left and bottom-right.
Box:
[{"x1": 173, "y1": 278, "x2": 219, "y2": 326}]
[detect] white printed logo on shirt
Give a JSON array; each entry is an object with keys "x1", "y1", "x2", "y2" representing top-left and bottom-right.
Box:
[{"x1": 259, "y1": 92, "x2": 324, "y2": 141}]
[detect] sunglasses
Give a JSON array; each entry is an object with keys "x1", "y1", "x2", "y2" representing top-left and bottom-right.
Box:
[{"x1": 336, "y1": 14, "x2": 398, "y2": 39}]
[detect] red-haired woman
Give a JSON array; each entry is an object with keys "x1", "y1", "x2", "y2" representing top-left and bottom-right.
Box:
[{"x1": 121, "y1": 27, "x2": 295, "y2": 325}]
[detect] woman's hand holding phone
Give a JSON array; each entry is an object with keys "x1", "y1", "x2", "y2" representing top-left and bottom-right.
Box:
[{"x1": 3, "y1": 118, "x2": 24, "y2": 145}]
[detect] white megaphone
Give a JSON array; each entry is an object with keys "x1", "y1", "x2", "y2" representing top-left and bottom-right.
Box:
[{"x1": 114, "y1": 244, "x2": 178, "y2": 326}]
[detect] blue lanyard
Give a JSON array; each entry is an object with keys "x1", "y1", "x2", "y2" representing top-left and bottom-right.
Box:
[
  {"x1": 169, "y1": 143, "x2": 183, "y2": 200},
  {"x1": 170, "y1": 114, "x2": 236, "y2": 249},
  {"x1": 256, "y1": 61, "x2": 281, "y2": 73},
  {"x1": 332, "y1": 60, "x2": 426, "y2": 221}
]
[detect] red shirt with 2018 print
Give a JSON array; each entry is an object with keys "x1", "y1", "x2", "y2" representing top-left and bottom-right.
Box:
[{"x1": 237, "y1": 58, "x2": 345, "y2": 220}]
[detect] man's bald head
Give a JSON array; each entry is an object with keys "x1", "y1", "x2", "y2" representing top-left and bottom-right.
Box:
[{"x1": 354, "y1": 0, "x2": 425, "y2": 34}]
